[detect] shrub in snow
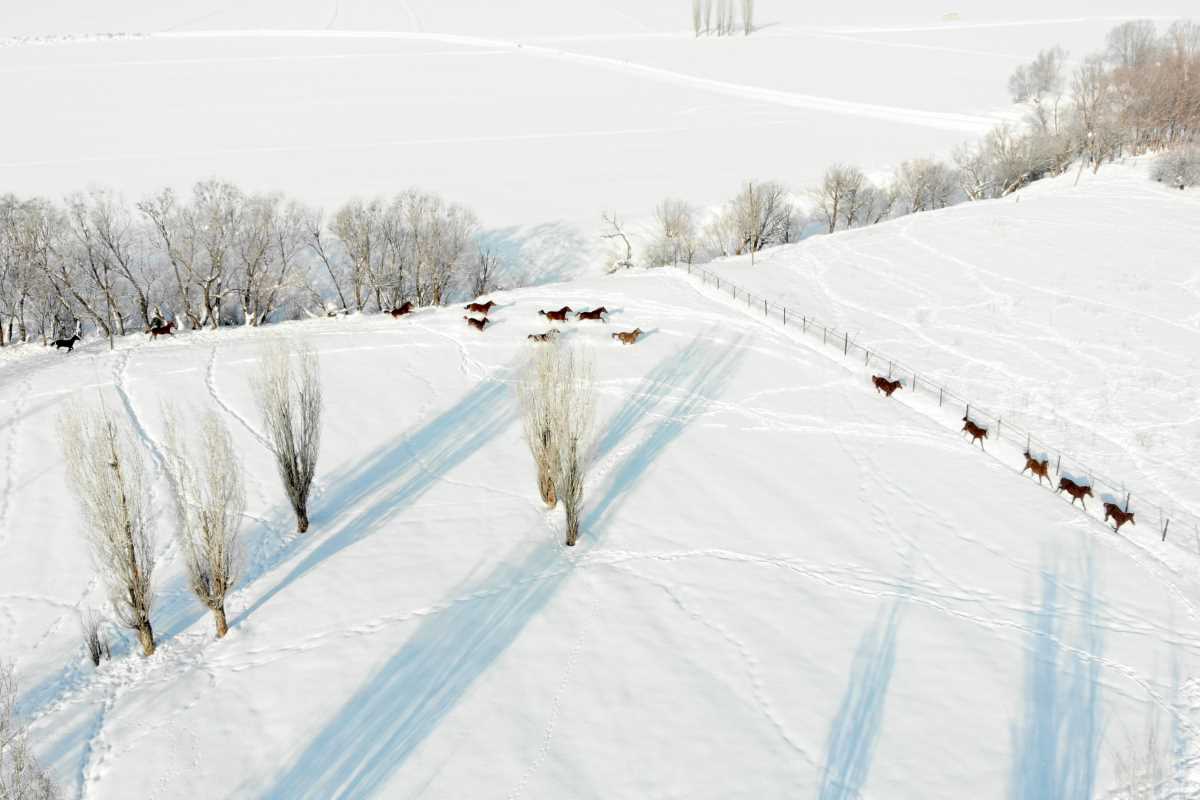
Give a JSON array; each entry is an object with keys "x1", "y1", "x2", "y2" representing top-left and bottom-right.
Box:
[
  {"x1": 60, "y1": 407, "x2": 157, "y2": 657},
  {"x1": 164, "y1": 410, "x2": 245, "y2": 638},
  {"x1": 79, "y1": 609, "x2": 111, "y2": 667},
  {"x1": 1152, "y1": 147, "x2": 1200, "y2": 189},
  {"x1": 254, "y1": 341, "x2": 322, "y2": 534}
]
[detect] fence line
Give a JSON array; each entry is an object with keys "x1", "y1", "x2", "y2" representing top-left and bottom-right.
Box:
[{"x1": 677, "y1": 260, "x2": 1200, "y2": 553}]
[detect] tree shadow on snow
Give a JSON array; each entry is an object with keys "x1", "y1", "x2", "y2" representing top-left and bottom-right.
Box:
[
  {"x1": 261, "y1": 332, "x2": 745, "y2": 799},
  {"x1": 817, "y1": 596, "x2": 905, "y2": 800},
  {"x1": 1009, "y1": 554, "x2": 1104, "y2": 800},
  {"x1": 232, "y1": 377, "x2": 516, "y2": 629}
]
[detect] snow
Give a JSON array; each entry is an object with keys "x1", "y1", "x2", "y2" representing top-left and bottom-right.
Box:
[
  {"x1": 1, "y1": 1, "x2": 1192, "y2": 244},
  {"x1": 1, "y1": 260, "x2": 1198, "y2": 797},
  {"x1": 5, "y1": 2, "x2": 1200, "y2": 797}
]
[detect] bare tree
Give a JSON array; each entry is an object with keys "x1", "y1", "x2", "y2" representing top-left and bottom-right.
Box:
[
  {"x1": 79, "y1": 609, "x2": 111, "y2": 667},
  {"x1": 741, "y1": 0, "x2": 754, "y2": 35},
  {"x1": 549, "y1": 347, "x2": 594, "y2": 547},
  {"x1": 0, "y1": 662, "x2": 60, "y2": 800},
  {"x1": 732, "y1": 180, "x2": 793, "y2": 259},
  {"x1": 601, "y1": 212, "x2": 634, "y2": 271},
  {"x1": 518, "y1": 342, "x2": 562, "y2": 507},
  {"x1": 60, "y1": 407, "x2": 156, "y2": 657},
  {"x1": 894, "y1": 158, "x2": 961, "y2": 213},
  {"x1": 647, "y1": 198, "x2": 697, "y2": 267},
  {"x1": 812, "y1": 165, "x2": 858, "y2": 233},
  {"x1": 692, "y1": 0, "x2": 702, "y2": 36},
  {"x1": 163, "y1": 410, "x2": 245, "y2": 637},
  {"x1": 255, "y1": 341, "x2": 322, "y2": 533},
  {"x1": 470, "y1": 247, "x2": 500, "y2": 298}
]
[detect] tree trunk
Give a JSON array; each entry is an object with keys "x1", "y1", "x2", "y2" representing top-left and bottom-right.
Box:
[
  {"x1": 538, "y1": 468, "x2": 557, "y2": 507},
  {"x1": 295, "y1": 505, "x2": 309, "y2": 533},
  {"x1": 565, "y1": 513, "x2": 579, "y2": 547},
  {"x1": 213, "y1": 605, "x2": 228, "y2": 638},
  {"x1": 137, "y1": 620, "x2": 156, "y2": 656}
]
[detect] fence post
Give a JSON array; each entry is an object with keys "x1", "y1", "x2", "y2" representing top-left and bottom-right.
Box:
[
  {"x1": 1026, "y1": 433, "x2": 1030, "y2": 453},
  {"x1": 938, "y1": 387, "x2": 943, "y2": 407},
  {"x1": 844, "y1": 332, "x2": 849, "y2": 357},
  {"x1": 888, "y1": 361, "x2": 893, "y2": 379},
  {"x1": 733, "y1": 287, "x2": 736, "y2": 300},
  {"x1": 803, "y1": 316, "x2": 807, "y2": 333},
  {"x1": 912, "y1": 374, "x2": 917, "y2": 392},
  {"x1": 823, "y1": 327, "x2": 827, "y2": 345},
  {"x1": 1055, "y1": 454, "x2": 1061, "y2": 476},
  {"x1": 764, "y1": 299, "x2": 767, "y2": 317},
  {"x1": 965, "y1": 403, "x2": 970, "y2": 421},
  {"x1": 1163, "y1": 518, "x2": 1171, "y2": 542},
  {"x1": 997, "y1": 417, "x2": 1002, "y2": 442},
  {"x1": 783, "y1": 308, "x2": 787, "y2": 325},
  {"x1": 1124, "y1": 492, "x2": 1131, "y2": 512},
  {"x1": 716, "y1": 277, "x2": 720, "y2": 291},
  {"x1": 865, "y1": 350, "x2": 870, "y2": 366}
]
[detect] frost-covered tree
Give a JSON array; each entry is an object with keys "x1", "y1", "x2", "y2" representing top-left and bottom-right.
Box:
[
  {"x1": 60, "y1": 407, "x2": 157, "y2": 657},
  {"x1": 646, "y1": 198, "x2": 698, "y2": 267},
  {"x1": 255, "y1": 341, "x2": 322, "y2": 533},
  {"x1": 1152, "y1": 146, "x2": 1200, "y2": 188},
  {"x1": 0, "y1": 662, "x2": 60, "y2": 800},
  {"x1": 164, "y1": 410, "x2": 245, "y2": 637},
  {"x1": 548, "y1": 347, "x2": 594, "y2": 547},
  {"x1": 518, "y1": 343, "x2": 563, "y2": 507}
]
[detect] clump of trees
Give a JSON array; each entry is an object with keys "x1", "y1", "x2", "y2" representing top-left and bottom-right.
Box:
[
  {"x1": 254, "y1": 341, "x2": 323, "y2": 534},
  {"x1": 1, "y1": 662, "x2": 60, "y2": 800},
  {"x1": 164, "y1": 411, "x2": 245, "y2": 638},
  {"x1": 692, "y1": 0, "x2": 753, "y2": 37},
  {"x1": 519, "y1": 343, "x2": 595, "y2": 546},
  {"x1": 79, "y1": 609, "x2": 111, "y2": 667},
  {"x1": 60, "y1": 407, "x2": 157, "y2": 657},
  {"x1": 0, "y1": 184, "x2": 491, "y2": 347}
]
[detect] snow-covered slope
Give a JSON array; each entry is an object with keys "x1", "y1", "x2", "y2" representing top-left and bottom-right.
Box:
[
  {"x1": 4, "y1": 270, "x2": 1199, "y2": 798},
  {"x1": 2, "y1": 1, "x2": 1193, "y2": 239},
  {"x1": 702, "y1": 162, "x2": 1200, "y2": 550}
]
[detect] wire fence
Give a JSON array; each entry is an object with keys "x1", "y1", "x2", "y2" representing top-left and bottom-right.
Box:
[{"x1": 677, "y1": 260, "x2": 1200, "y2": 555}]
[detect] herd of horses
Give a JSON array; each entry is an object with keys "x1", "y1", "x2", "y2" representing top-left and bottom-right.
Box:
[
  {"x1": 872, "y1": 372, "x2": 1136, "y2": 533},
  {"x1": 450, "y1": 300, "x2": 644, "y2": 345}
]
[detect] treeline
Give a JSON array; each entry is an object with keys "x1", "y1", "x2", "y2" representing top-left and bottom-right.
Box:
[
  {"x1": 0, "y1": 183, "x2": 496, "y2": 346},
  {"x1": 644, "y1": 17, "x2": 1200, "y2": 267}
]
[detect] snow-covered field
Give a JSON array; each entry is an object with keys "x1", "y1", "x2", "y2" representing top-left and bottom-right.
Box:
[
  {"x1": 702, "y1": 163, "x2": 1200, "y2": 550},
  {"x1": 1, "y1": 1, "x2": 1191, "y2": 238},
  {"x1": 5, "y1": 1, "x2": 1200, "y2": 797},
  {"x1": 5, "y1": 271, "x2": 1199, "y2": 798}
]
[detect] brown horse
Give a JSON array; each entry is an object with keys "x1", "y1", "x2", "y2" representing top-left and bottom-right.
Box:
[
  {"x1": 464, "y1": 300, "x2": 496, "y2": 315},
  {"x1": 464, "y1": 316, "x2": 489, "y2": 332},
  {"x1": 539, "y1": 306, "x2": 573, "y2": 323},
  {"x1": 1103, "y1": 502, "x2": 1136, "y2": 531},
  {"x1": 1057, "y1": 477, "x2": 1093, "y2": 509},
  {"x1": 871, "y1": 375, "x2": 902, "y2": 397},
  {"x1": 390, "y1": 302, "x2": 413, "y2": 317},
  {"x1": 149, "y1": 320, "x2": 176, "y2": 340},
  {"x1": 527, "y1": 330, "x2": 559, "y2": 342},
  {"x1": 576, "y1": 307, "x2": 608, "y2": 322},
  {"x1": 961, "y1": 417, "x2": 988, "y2": 449},
  {"x1": 612, "y1": 328, "x2": 643, "y2": 345},
  {"x1": 1022, "y1": 451, "x2": 1052, "y2": 486}
]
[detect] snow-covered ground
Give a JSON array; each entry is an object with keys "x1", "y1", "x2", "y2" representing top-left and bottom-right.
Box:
[
  {"x1": 702, "y1": 162, "x2": 1200, "y2": 552},
  {"x1": 1, "y1": 1, "x2": 1192, "y2": 241},
  {"x1": 2, "y1": 270, "x2": 1198, "y2": 797}
]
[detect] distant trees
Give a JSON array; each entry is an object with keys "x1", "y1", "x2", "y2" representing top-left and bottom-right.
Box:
[
  {"x1": 691, "y1": 0, "x2": 753, "y2": 36},
  {"x1": 0, "y1": 662, "x2": 59, "y2": 800},
  {"x1": 0, "y1": 182, "x2": 488, "y2": 346},
  {"x1": 255, "y1": 342, "x2": 322, "y2": 534},
  {"x1": 60, "y1": 407, "x2": 157, "y2": 657},
  {"x1": 164, "y1": 411, "x2": 245, "y2": 638},
  {"x1": 645, "y1": 199, "x2": 698, "y2": 267}
]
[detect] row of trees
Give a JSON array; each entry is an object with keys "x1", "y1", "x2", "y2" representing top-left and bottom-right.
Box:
[
  {"x1": 640, "y1": 18, "x2": 1199, "y2": 268},
  {"x1": 691, "y1": 0, "x2": 753, "y2": 37},
  {"x1": 61, "y1": 341, "x2": 323, "y2": 657},
  {"x1": 0, "y1": 184, "x2": 495, "y2": 346}
]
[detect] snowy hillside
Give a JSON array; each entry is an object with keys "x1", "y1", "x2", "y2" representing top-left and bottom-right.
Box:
[
  {"x1": 1, "y1": 1, "x2": 1193, "y2": 239},
  {"x1": 2, "y1": 270, "x2": 1198, "y2": 798},
  {"x1": 701, "y1": 161, "x2": 1200, "y2": 550}
]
